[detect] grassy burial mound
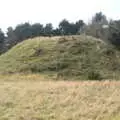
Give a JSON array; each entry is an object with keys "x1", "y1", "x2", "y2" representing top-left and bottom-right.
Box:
[{"x1": 0, "y1": 35, "x2": 120, "y2": 80}]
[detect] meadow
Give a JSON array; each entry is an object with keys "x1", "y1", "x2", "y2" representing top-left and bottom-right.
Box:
[{"x1": 0, "y1": 74, "x2": 120, "y2": 120}]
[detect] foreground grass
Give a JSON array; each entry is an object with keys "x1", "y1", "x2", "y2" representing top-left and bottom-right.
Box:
[{"x1": 0, "y1": 74, "x2": 120, "y2": 120}]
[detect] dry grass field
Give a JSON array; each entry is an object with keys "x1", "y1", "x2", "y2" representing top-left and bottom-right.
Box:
[{"x1": 0, "y1": 74, "x2": 120, "y2": 120}]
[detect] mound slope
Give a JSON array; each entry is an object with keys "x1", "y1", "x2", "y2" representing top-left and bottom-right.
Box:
[{"x1": 0, "y1": 36, "x2": 120, "y2": 80}]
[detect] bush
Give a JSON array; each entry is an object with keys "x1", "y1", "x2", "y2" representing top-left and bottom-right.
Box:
[
  {"x1": 87, "y1": 70, "x2": 103, "y2": 80},
  {"x1": 108, "y1": 20, "x2": 120, "y2": 48}
]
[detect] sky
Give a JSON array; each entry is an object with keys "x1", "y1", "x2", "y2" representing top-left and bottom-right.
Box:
[{"x1": 0, "y1": 0, "x2": 119, "y2": 32}]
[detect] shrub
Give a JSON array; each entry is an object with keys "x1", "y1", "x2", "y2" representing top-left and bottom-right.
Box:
[{"x1": 87, "y1": 70, "x2": 103, "y2": 80}]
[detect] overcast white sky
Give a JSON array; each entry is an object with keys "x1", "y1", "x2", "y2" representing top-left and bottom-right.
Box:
[{"x1": 0, "y1": 0, "x2": 119, "y2": 31}]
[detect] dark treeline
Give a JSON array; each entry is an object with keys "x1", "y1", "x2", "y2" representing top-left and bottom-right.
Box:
[
  {"x1": 4, "y1": 19, "x2": 85, "y2": 51},
  {"x1": 0, "y1": 12, "x2": 120, "y2": 54}
]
